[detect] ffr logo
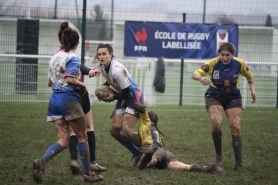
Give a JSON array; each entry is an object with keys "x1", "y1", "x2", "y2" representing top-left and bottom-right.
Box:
[
  {"x1": 134, "y1": 28, "x2": 148, "y2": 52},
  {"x1": 134, "y1": 45, "x2": 147, "y2": 51}
]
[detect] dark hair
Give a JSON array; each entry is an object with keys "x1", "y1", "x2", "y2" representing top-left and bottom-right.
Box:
[
  {"x1": 148, "y1": 111, "x2": 166, "y2": 137},
  {"x1": 93, "y1": 43, "x2": 115, "y2": 61},
  {"x1": 58, "y1": 22, "x2": 69, "y2": 41},
  {"x1": 218, "y1": 42, "x2": 236, "y2": 55},
  {"x1": 61, "y1": 27, "x2": 79, "y2": 52}
]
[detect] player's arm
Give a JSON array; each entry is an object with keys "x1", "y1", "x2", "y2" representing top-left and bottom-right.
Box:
[
  {"x1": 80, "y1": 65, "x2": 91, "y2": 75},
  {"x1": 65, "y1": 57, "x2": 87, "y2": 95},
  {"x1": 247, "y1": 77, "x2": 256, "y2": 103},
  {"x1": 146, "y1": 155, "x2": 158, "y2": 168},
  {"x1": 239, "y1": 60, "x2": 256, "y2": 103},
  {"x1": 102, "y1": 81, "x2": 110, "y2": 86},
  {"x1": 47, "y1": 78, "x2": 52, "y2": 87},
  {"x1": 66, "y1": 76, "x2": 87, "y2": 96},
  {"x1": 80, "y1": 65, "x2": 101, "y2": 77},
  {"x1": 191, "y1": 66, "x2": 210, "y2": 86},
  {"x1": 113, "y1": 87, "x2": 130, "y2": 100},
  {"x1": 104, "y1": 86, "x2": 130, "y2": 102}
]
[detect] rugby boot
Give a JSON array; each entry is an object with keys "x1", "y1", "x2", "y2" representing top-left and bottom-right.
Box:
[
  {"x1": 234, "y1": 164, "x2": 245, "y2": 171},
  {"x1": 84, "y1": 171, "x2": 104, "y2": 183},
  {"x1": 90, "y1": 163, "x2": 106, "y2": 172},
  {"x1": 211, "y1": 162, "x2": 225, "y2": 174},
  {"x1": 132, "y1": 154, "x2": 142, "y2": 167},
  {"x1": 214, "y1": 155, "x2": 223, "y2": 166},
  {"x1": 190, "y1": 164, "x2": 207, "y2": 172},
  {"x1": 33, "y1": 159, "x2": 44, "y2": 183},
  {"x1": 70, "y1": 161, "x2": 80, "y2": 175}
]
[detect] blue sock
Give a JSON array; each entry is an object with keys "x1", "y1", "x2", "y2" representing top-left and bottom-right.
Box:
[
  {"x1": 78, "y1": 142, "x2": 90, "y2": 174},
  {"x1": 41, "y1": 143, "x2": 63, "y2": 163},
  {"x1": 119, "y1": 133, "x2": 141, "y2": 157}
]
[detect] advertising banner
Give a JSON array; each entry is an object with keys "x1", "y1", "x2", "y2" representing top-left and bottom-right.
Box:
[{"x1": 124, "y1": 21, "x2": 238, "y2": 59}]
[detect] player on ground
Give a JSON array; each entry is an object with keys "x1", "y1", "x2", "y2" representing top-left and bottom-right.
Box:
[{"x1": 134, "y1": 111, "x2": 223, "y2": 174}]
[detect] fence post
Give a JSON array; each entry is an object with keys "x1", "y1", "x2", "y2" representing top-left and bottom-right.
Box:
[
  {"x1": 276, "y1": 67, "x2": 278, "y2": 108},
  {"x1": 179, "y1": 13, "x2": 186, "y2": 106},
  {"x1": 81, "y1": 0, "x2": 87, "y2": 82}
]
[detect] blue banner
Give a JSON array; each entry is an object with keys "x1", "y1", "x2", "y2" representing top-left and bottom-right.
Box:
[{"x1": 124, "y1": 21, "x2": 238, "y2": 59}]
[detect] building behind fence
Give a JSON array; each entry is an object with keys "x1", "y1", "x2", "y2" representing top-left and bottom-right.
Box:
[{"x1": 0, "y1": 4, "x2": 277, "y2": 107}]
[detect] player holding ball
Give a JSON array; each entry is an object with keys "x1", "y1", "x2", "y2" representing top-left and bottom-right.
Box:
[{"x1": 94, "y1": 43, "x2": 158, "y2": 166}]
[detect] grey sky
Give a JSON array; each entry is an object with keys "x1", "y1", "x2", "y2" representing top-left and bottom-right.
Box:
[{"x1": 3, "y1": 0, "x2": 278, "y2": 16}]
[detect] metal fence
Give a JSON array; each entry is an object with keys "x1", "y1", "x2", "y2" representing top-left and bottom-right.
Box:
[
  {"x1": 0, "y1": 54, "x2": 277, "y2": 108},
  {"x1": 0, "y1": 5, "x2": 278, "y2": 107}
]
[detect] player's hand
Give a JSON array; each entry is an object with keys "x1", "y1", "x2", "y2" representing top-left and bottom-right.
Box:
[
  {"x1": 103, "y1": 93, "x2": 114, "y2": 103},
  {"x1": 200, "y1": 77, "x2": 210, "y2": 86},
  {"x1": 89, "y1": 66, "x2": 102, "y2": 77},
  {"x1": 251, "y1": 92, "x2": 256, "y2": 103}
]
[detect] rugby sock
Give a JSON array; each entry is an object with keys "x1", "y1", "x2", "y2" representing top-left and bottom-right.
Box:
[
  {"x1": 212, "y1": 131, "x2": 222, "y2": 157},
  {"x1": 232, "y1": 135, "x2": 242, "y2": 165},
  {"x1": 119, "y1": 133, "x2": 141, "y2": 157},
  {"x1": 69, "y1": 135, "x2": 78, "y2": 161},
  {"x1": 204, "y1": 166, "x2": 213, "y2": 174},
  {"x1": 41, "y1": 142, "x2": 63, "y2": 163},
  {"x1": 78, "y1": 142, "x2": 90, "y2": 175},
  {"x1": 87, "y1": 131, "x2": 96, "y2": 163}
]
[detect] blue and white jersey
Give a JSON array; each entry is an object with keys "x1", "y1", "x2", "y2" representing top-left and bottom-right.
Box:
[
  {"x1": 48, "y1": 51, "x2": 81, "y2": 93},
  {"x1": 101, "y1": 59, "x2": 143, "y2": 102}
]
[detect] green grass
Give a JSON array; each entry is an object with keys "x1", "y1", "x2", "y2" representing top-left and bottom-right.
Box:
[{"x1": 0, "y1": 103, "x2": 278, "y2": 185}]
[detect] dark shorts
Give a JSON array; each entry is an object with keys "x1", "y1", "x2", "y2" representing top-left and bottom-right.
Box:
[
  {"x1": 153, "y1": 148, "x2": 177, "y2": 170},
  {"x1": 80, "y1": 90, "x2": 91, "y2": 114},
  {"x1": 205, "y1": 93, "x2": 242, "y2": 111}
]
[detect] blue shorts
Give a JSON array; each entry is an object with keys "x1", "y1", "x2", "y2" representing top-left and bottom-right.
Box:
[
  {"x1": 205, "y1": 92, "x2": 242, "y2": 111},
  {"x1": 47, "y1": 92, "x2": 84, "y2": 122},
  {"x1": 154, "y1": 148, "x2": 177, "y2": 170}
]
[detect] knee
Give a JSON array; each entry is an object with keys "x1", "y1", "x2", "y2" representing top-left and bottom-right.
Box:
[
  {"x1": 110, "y1": 127, "x2": 121, "y2": 139},
  {"x1": 209, "y1": 107, "x2": 223, "y2": 130},
  {"x1": 122, "y1": 131, "x2": 132, "y2": 141},
  {"x1": 230, "y1": 115, "x2": 241, "y2": 135},
  {"x1": 212, "y1": 124, "x2": 222, "y2": 132},
  {"x1": 58, "y1": 137, "x2": 70, "y2": 148},
  {"x1": 230, "y1": 123, "x2": 241, "y2": 135},
  {"x1": 211, "y1": 115, "x2": 222, "y2": 132}
]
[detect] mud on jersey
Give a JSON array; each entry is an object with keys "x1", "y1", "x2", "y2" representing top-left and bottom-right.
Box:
[
  {"x1": 101, "y1": 60, "x2": 142, "y2": 101},
  {"x1": 194, "y1": 57, "x2": 253, "y2": 94},
  {"x1": 48, "y1": 51, "x2": 81, "y2": 93}
]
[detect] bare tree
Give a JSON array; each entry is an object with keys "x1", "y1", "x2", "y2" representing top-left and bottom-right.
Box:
[
  {"x1": 214, "y1": 14, "x2": 235, "y2": 24},
  {"x1": 265, "y1": 14, "x2": 272, "y2": 27}
]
